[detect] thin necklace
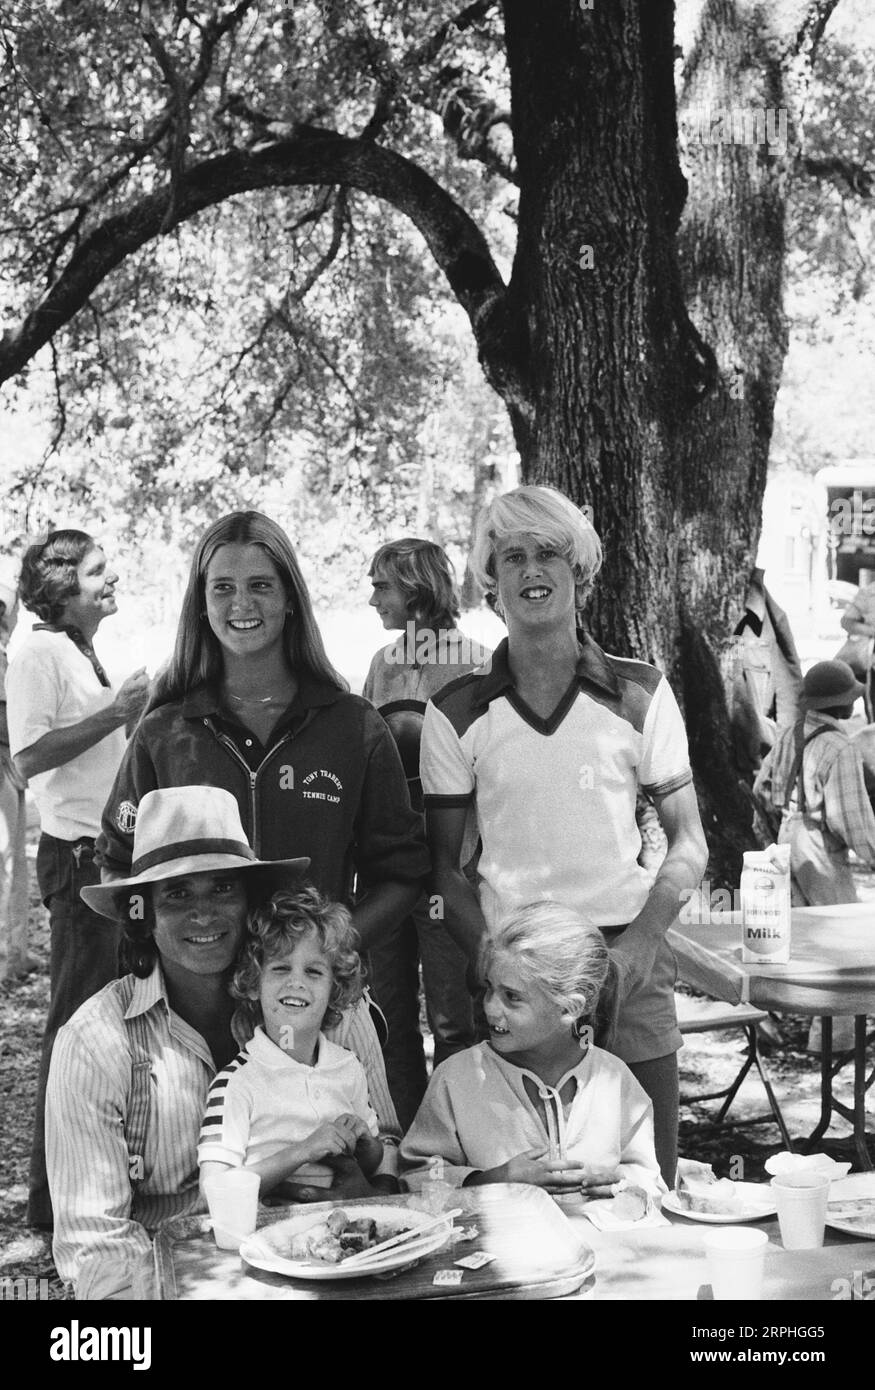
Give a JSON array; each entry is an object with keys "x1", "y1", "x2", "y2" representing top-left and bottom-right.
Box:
[{"x1": 227, "y1": 691, "x2": 277, "y2": 705}]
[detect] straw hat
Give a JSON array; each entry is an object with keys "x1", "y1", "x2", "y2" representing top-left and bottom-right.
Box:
[
  {"x1": 800, "y1": 660, "x2": 865, "y2": 711},
  {"x1": 82, "y1": 785, "x2": 309, "y2": 918}
]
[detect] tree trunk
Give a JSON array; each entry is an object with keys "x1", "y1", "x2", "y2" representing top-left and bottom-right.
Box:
[
  {"x1": 485, "y1": 0, "x2": 836, "y2": 886},
  {"x1": 673, "y1": 0, "x2": 838, "y2": 881}
]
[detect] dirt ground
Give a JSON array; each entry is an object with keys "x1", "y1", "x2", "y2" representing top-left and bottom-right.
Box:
[{"x1": 1, "y1": 827, "x2": 873, "y2": 1300}]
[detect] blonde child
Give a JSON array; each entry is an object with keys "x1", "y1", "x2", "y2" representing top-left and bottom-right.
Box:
[
  {"x1": 401, "y1": 902, "x2": 665, "y2": 1195},
  {"x1": 198, "y1": 887, "x2": 386, "y2": 1196}
]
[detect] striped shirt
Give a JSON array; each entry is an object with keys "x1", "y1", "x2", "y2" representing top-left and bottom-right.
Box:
[
  {"x1": 198, "y1": 1027, "x2": 379, "y2": 1185},
  {"x1": 46, "y1": 967, "x2": 399, "y2": 1300},
  {"x1": 754, "y1": 712, "x2": 875, "y2": 865}
]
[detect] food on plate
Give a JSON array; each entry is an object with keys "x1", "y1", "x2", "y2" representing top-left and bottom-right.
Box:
[
  {"x1": 611, "y1": 1185, "x2": 651, "y2": 1222},
  {"x1": 826, "y1": 1198, "x2": 875, "y2": 1227},
  {"x1": 284, "y1": 1210, "x2": 411, "y2": 1264},
  {"x1": 675, "y1": 1161, "x2": 743, "y2": 1216},
  {"x1": 338, "y1": 1218, "x2": 379, "y2": 1254}
]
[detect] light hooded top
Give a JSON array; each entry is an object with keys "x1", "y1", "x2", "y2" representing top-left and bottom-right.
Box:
[
  {"x1": 420, "y1": 634, "x2": 692, "y2": 929},
  {"x1": 198, "y1": 1025, "x2": 380, "y2": 1188},
  {"x1": 6, "y1": 627, "x2": 125, "y2": 839},
  {"x1": 400, "y1": 1041, "x2": 665, "y2": 1193}
]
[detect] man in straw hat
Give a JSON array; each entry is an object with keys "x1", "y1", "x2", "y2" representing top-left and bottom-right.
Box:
[
  {"x1": 46, "y1": 785, "x2": 399, "y2": 1300},
  {"x1": 754, "y1": 659, "x2": 875, "y2": 906}
]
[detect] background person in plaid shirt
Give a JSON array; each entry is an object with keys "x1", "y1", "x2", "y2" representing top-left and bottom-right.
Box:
[
  {"x1": 754, "y1": 659, "x2": 875, "y2": 1053},
  {"x1": 753, "y1": 659, "x2": 875, "y2": 907}
]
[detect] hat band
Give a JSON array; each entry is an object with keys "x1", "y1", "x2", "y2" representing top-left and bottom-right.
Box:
[{"x1": 131, "y1": 838, "x2": 258, "y2": 876}]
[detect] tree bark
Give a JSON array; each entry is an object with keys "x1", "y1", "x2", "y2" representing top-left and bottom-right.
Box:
[
  {"x1": 479, "y1": 0, "x2": 839, "y2": 886},
  {"x1": 672, "y1": 0, "x2": 841, "y2": 879}
]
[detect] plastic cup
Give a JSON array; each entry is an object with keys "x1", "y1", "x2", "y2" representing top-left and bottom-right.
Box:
[
  {"x1": 203, "y1": 1169, "x2": 260, "y2": 1251},
  {"x1": 702, "y1": 1227, "x2": 769, "y2": 1300},
  {"x1": 771, "y1": 1172, "x2": 831, "y2": 1250}
]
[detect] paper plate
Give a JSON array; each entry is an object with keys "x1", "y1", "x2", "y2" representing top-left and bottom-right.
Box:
[
  {"x1": 826, "y1": 1173, "x2": 875, "y2": 1239},
  {"x1": 239, "y1": 1203, "x2": 453, "y2": 1280},
  {"x1": 663, "y1": 1182, "x2": 776, "y2": 1224}
]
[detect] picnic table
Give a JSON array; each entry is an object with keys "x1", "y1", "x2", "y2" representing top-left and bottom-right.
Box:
[
  {"x1": 668, "y1": 905, "x2": 875, "y2": 1169},
  {"x1": 150, "y1": 1183, "x2": 875, "y2": 1301}
]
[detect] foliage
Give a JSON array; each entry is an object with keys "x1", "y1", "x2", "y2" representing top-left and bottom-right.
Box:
[{"x1": 0, "y1": 0, "x2": 515, "y2": 597}]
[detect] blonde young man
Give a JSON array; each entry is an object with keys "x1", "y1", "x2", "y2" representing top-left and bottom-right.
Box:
[{"x1": 420, "y1": 486, "x2": 707, "y2": 1184}]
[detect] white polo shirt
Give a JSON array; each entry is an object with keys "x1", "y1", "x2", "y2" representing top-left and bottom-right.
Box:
[
  {"x1": 6, "y1": 628, "x2": 125, "y2": 841},
  {"x1": 421, "y1": 634, "x2": 692, "y2": 929},
  {"x1": 198, "y1": 1026, "x2": 380, "y2": 1187}
]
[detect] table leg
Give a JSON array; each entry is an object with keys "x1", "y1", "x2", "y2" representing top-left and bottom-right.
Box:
[
  {"x1": 802, "y1": 1016, "x2": 833, "y2": 1151},
  {"x1": 802, "y1": 1016, "x2": 874, "y2": 1171},
  {"x1": 853, "y1": 1016, "x2": 873, "y2": 1172}
]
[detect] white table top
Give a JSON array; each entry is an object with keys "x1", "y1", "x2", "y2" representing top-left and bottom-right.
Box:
[
  {"x1": 668, "y1": 904, "x2": 875, "y2": 1014},
  {"x1": 563, "y1": 1211, "x2": 875, "y2": 1300}
]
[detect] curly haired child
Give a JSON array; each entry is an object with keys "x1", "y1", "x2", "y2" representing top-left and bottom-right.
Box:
[{"x1": 198, "y1": 886, "x2": 386, "y2": 1196}]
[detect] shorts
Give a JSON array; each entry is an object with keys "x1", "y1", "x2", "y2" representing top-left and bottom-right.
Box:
[{"x1": 601, "y1": 925, "x2": 682, "y2": 1065}]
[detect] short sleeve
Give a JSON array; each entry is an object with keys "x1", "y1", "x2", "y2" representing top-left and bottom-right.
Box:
[
  {"x1": 6, "y1": 644, "x2": 62, "y2": 755},
  {"x1": 197, "y1": 1068, "x2": 252, "y2": 1168},
  {"x1": 638, "y1": 677, "x2": 692, "y2": 798},
  {"x1": 420, "y1": 699, "x2": 475, "y2": 806}
]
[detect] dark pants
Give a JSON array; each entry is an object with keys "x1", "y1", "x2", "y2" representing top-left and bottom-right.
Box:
[
  {"x1": 368, "y1": 893, "x2": 475, "y2": 1132},
  {"x1": 27, "y1": 833, "x2": 120, "y2": 1228}
]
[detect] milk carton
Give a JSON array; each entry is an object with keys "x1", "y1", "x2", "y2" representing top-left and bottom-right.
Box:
[{"x1": 740, "y1": 845, "x2": 791, "y2": 963}]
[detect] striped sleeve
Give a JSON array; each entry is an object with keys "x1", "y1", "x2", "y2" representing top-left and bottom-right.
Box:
[
  {"x1": 327, "y1": 996, "x2": 401, "y2": 1148},
  {"x1": 197, "y1": 1055, "x2": 251, "y2": 1168},
  {"x1": 46, "y1": 1017, "x2": 152, "y2": 1301}
]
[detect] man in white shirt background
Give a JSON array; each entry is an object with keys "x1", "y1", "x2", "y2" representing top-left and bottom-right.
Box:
[{"x1": 7, "y1": 530, "x2": 149, "y2": 1229}]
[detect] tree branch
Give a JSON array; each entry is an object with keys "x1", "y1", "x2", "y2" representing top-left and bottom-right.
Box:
[
  {"x1": 142, "y1": 21, "x2": 190, "y2": 233},
  {"x1": 285, "y1": 189, "x2": 347, "y2": 307},
  {"x1": 0, "y1": 131, "x2": 507, "y2": 389},
  {"x1": 405, "y1": 0, "x2": 499, "y2": 68},
  {"x1": 800, "y1": 153, "x2": 874, "y2": 198},
  {"x1": 32, "y1": 0, "x2": 257, "y2": 287},
  {"x1": 793, "y1": 0, "x2": 844, "y2": 60}
]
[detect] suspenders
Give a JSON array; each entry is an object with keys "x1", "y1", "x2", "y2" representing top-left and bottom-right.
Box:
[
  {"x1": 118, "y1": 976, "x2": 153, "y2": 1191},
  {"x1": 785, "y1": 720, "x2": 834, "y2": 814}
]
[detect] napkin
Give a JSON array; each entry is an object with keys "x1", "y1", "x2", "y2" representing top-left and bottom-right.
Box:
[
  {"x1": 764, "y1": 1151, "x2": 852, "y2": 1179},
  {"x1": 577, "y1": 1198, "x2": 670, "y2": 1232}
]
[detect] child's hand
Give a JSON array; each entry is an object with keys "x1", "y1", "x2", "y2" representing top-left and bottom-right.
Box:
[
  {"x1": 333, "y1": 1113, "x2": 371, "y2": 1145},
  {"x1": 301, "y1": 1121, "x2": 358, "y2": 1164},
  {"x1": 501, "y1": 1148, "x2": 592, "y2": 1189},
  {"x1": 578, "y1": 1168, "x2": 622, "y2": 1198}
]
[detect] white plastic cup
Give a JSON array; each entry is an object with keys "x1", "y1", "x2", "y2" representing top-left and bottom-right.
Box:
[
  {"x1": 702, "y1": 1227, "x2": 769, "y2": 1300},
  {"x1": 771, "y1": 1172, "x2": 831, "y2": 1250},
  {"x1": 203, "y1": 1169, "x2": 261, "y2": 1251}
]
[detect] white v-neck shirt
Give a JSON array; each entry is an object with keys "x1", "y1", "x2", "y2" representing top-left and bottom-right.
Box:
[{"x1": 421, "y1": 636, "x2": 691, "y2": 928}]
